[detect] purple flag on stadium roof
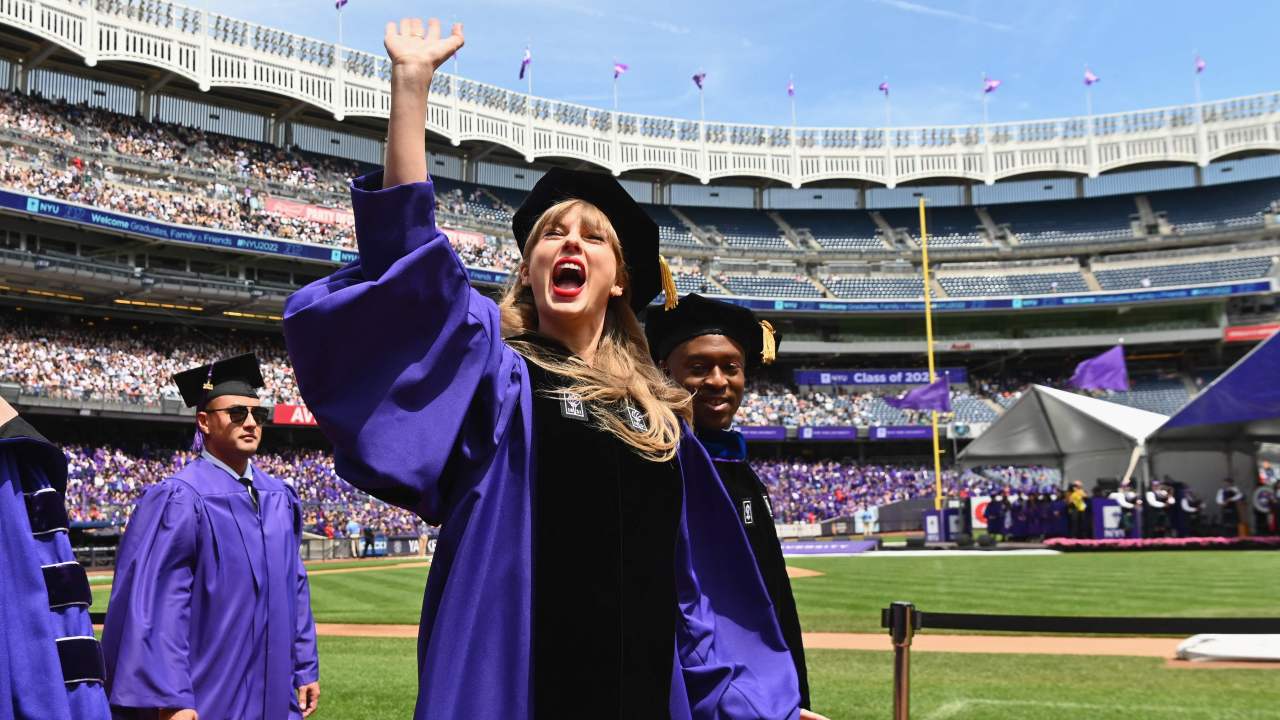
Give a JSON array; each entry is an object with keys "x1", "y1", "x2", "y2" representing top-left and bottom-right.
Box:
[
  {"x1": 1069, "y1": 345, "x2": 1130, "y2": 392},
  {"x1": 692, "y1": 72, "x2": 706, "y2": 90},
  {"x1": 878, "y1": 81, "x2": 890, "y2": 96},
  {"x1": 519, "y1": 47, "x2": 531, "y2": 80},
  {"x1": 334, "y1": 0, "x2": 347, "y2": 9},
  {"x1": 1083, "y1": 67, "x2": 1099, "y2": 86},
  {"x1": 613, "y1": 61, "x2": 629, "y2": 79},
  {"x1": 787, "y1": 78, "x2": 795, "y2": 97},
  {"x1": 884, "y1": 377, "x2": 952, "y2": 413},
  {"x1": 983, "y1": 76, "x2": 1002, "y2": 94},
  {"x1": 1195, "y1": 55, "x2": 1206, "y2": 74}
]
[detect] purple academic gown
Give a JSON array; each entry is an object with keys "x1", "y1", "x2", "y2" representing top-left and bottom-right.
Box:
[
  {"x1": 0, "y1": 416, "x2": 112, "y2": 720},
  {"x1": 282, "y1": 172, "x2": 801, "y2": 719},
  {"x1": 100, "y1": 457, "x2": 319, "y2": 720}
]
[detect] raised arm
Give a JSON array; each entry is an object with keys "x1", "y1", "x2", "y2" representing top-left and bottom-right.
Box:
[
  {"x1": 283, "y1": 17, "x2": 523, "y2": 525},
  {"x1": 383, "y1": 17, "x2": 463, "y2": 188}
]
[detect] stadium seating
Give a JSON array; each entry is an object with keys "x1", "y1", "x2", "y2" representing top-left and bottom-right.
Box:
[
  {"x1": 646, "y1": 205, "x2": 704, "y2": 248},
  {"x1": 879, "y1": 207, "x2": 989, "y2": 248},
  {"x1": 781, "y1": 209, "x2": 888, "y2": 251},
  {"x1": 939, "y1": 271, "x2": 1090, "y2": 296},
  {"x1": 824, "y1": 276, "x2": 924, "y2": 299},
  {"x1": 1149, "y1": 178, "x2": 1280, "y2": 232},
  {"x1": 1093, "y1": 256, "x2": 1276, "y2": 290},
  {"x1": 986, "y1": 195, "x2": 1138, "y2": 245},
  {"x1": 719, "y1": 273, "x2": 822, "y2": 298},
  {"x1": 679, "y1": 206, "x2": 794, "y2": 250}
]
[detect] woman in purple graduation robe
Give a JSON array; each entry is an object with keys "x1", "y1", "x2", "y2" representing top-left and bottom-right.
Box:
[{"x1": 283, "y1": 17, "x2": 800, "y2": 720}]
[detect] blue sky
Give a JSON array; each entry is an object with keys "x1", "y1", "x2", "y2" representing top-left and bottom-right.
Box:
[{"x1": 193, "y1": 0, "x2": 1276, "y2": 128}]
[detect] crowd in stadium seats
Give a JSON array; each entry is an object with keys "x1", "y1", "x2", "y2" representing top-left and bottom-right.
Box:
[
  {"x1": 0, "y1": 312, "x2": 303, "y2": 405},
  {"x1": 753, "y1": 459, "x2": 1058, "y2": 523},
  {"x1": 63, "y1": 445, "x2": 423, "y2": 535},
  {"x1": 0, "y1": 91, "x2": 519, "y2": 269},
  {"x1": 62, "y1": 439, "x2": 1063, "y2": 529}
]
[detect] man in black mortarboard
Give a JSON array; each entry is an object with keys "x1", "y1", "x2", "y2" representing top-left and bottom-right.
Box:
[
  {"x1": 647, "y1": 294, "x2": 822, "y2": 718},
  {"x1": 101, "y1": 354, "x2": 320, "y2": 720}
]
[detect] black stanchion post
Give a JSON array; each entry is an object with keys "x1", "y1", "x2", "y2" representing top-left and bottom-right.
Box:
[{"x1": 888, "y1": 601, "x2": 917, "y2": 720}]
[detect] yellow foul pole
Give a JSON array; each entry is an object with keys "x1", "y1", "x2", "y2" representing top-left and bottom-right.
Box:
[{"x1": 918, "y1": 198, "x2": 944, "y2": 511}]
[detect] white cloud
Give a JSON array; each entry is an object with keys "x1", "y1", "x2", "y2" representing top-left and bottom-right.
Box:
[{"x1": 865, "y1": 0, "x2": 1016, "y2": 33}]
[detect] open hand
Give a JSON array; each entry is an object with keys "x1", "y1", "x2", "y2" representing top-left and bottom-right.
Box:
[
  {"x1": 384, "y1": 17, "x2": 463, "y2": 75},
  {"x1": 800, "y1": 710, "x2": 832, "y2": 720},
  {"x1": 158, "y1": 710, "x2": 197, "y2": 720}
]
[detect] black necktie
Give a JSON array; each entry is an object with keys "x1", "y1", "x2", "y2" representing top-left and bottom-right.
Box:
[{"x1": 239, "y1": 476, "x2": 259, "y2": 510}]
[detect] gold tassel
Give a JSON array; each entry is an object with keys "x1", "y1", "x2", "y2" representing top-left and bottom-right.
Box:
[
  {"x1": 659, "y1": 255, "x2": 679, "y2": 310},
  {"x1": 760, "y1": 320, "x2": 777, "y2": 365}
]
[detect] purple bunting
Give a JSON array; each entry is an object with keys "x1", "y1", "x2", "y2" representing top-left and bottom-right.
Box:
[
  {"x1": 1069, "y1": 345, "x2": 1130, "y2": 392},
  {"x1": 884, "y1": 377, "x2": 952, "y2": 413},
  {"x1": 613, "y1": 61, "x2": 629, "y2": 79},
  {"x1": 1195, "y1": 55, "x2": 1206, "y2": 74},
  {"x1": 335, "y1": 0, "x2": 347, "y2": 9},
  {"x1": 519, "y1": 47, "x2": 531, "y2": 80},
  {"x1": 878, "y1": 81, "x2": 890, "y2": 97},
  {"x1": 983, "y1": 76, "x2": 1002, "y2": 94},
  {"x1": 1083, "y1": 67, "x2": 1099, "y2": 86},
  {"x1": 787, "y1": 78, "x2": 795, "y2": 97},
  {"x1": 692, "y1": 72, "x2": 706, "y2": 90}
]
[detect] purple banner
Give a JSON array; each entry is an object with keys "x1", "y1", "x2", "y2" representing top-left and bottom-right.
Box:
[
  {"x1": 794, "y1": 368, "x2": 967, "y2": 386},
  {"x1": 738, "y1": 426, "x2": 787, "y2": 441},
  {"x1": 797, "y1": 427, "x2": 858, "y2": 441},
  {"x1": 781, "y1": 540, "x2": 878, "y2": 556},
  {"x1": 868, "y1": 426, "x2": 936, "y2": 441}
]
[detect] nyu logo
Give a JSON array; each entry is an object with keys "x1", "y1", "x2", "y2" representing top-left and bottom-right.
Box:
[{"x1": 26, "y1": 197, "x2": 59, "y2": 215}]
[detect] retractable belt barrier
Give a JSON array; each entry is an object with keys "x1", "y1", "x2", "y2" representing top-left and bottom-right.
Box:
[{"x1": 880, "y1": 601, "x2": 1280, "y2": 720}]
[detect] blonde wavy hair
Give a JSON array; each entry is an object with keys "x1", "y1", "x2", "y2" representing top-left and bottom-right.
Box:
[{"x1": 499, "y1": 199, "x2": 692, "y2": 463}]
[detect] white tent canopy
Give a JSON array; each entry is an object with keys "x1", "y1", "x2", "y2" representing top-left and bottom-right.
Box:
[{"x1": 958, "y1": 385, "x2": 1168, "y2": 489}]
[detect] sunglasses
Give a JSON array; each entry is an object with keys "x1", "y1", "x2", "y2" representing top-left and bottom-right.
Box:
[{"x1": 206, "y1": 405, "x2": 271, "y2": 425}]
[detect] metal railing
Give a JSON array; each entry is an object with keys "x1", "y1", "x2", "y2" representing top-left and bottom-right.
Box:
[{"x1": 881, "y1": 601, "x2": 1280, "y2": 720}]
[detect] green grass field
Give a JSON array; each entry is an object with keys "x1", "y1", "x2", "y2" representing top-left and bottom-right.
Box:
[
  {"x1": 93, "y1": 550, "x2": 1280, "y2": 718},
  {"x1": 315, "y1": 638, "x2": 1280, "y2": 719},
  {"x1": 295, "y1": 550, "x2": 1279, "y2": 630}
]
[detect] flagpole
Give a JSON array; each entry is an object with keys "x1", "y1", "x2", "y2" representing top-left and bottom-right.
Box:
[
  {"x1": 336, "y1": 6, "x2": 343, "y2": 50},
  {"x1": 919, "y1": 197, "x2": 944, "y2": 512},
  {"x1": 526, "y1": 40, "x2": 533, "y2": 96},
  {"x1": 613, "y1": 75, "x2": 619, "y2": 111}
]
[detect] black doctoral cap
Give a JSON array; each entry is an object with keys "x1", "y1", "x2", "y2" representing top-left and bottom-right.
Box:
[
  {"x1": 172, "y1": 353, "x2": 265, "y2": 408},
  {"x1": 511, "y1": 167, "x2": 675, "y2": 314},
  {"x1": 645, "y1": 293, "x2": 780, "y2": 369}
]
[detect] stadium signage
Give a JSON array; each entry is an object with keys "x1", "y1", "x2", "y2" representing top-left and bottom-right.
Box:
[
  {"x1": 794, "y1": 368, "x2": 967, "y2": 385},
  {"x1": 0, "y1": 189, "x2": 360, "y2": 266},
  {"x1": 868, "y1": 426, "x2": 936, "y2": 441},
  {"x1": 264, "y1": 196, "x2": 355, "y2": 226},
  {"x1": 1223, "y1": 323, "x2": 1280, "y2": 343},
  {"x1": 738, "y1": 426, "x2": 787, "y2": 441},
  {"x1": 272, "y1": 404, "x2": 319, "y2": 426},
  {"x1": 797, "y1": 427, "x2": 858, "y2": 441}
]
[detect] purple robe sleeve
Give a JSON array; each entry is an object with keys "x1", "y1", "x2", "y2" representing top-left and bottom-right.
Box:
[
  {"x1": 675, "y1": 430, "x2": 801, "y2": 720},
  {"x1": 282, "y1": 171, "x2": 518, "y2": 525},
  {"x1": 101, "y1": 482, "x2": 198, "y2": 711},
  {"x1": 0, "y1": 420, "x2": 111, "y2": 720}
]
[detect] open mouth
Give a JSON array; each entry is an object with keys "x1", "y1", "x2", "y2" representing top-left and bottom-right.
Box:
[{"x1": 551, "y1": 257, "x2": 587, "y2": 298}]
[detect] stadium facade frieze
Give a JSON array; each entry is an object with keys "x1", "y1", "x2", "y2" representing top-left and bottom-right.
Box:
[{"x1": 3, "y1": 1, "x2": 1280, "y2": 188}]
